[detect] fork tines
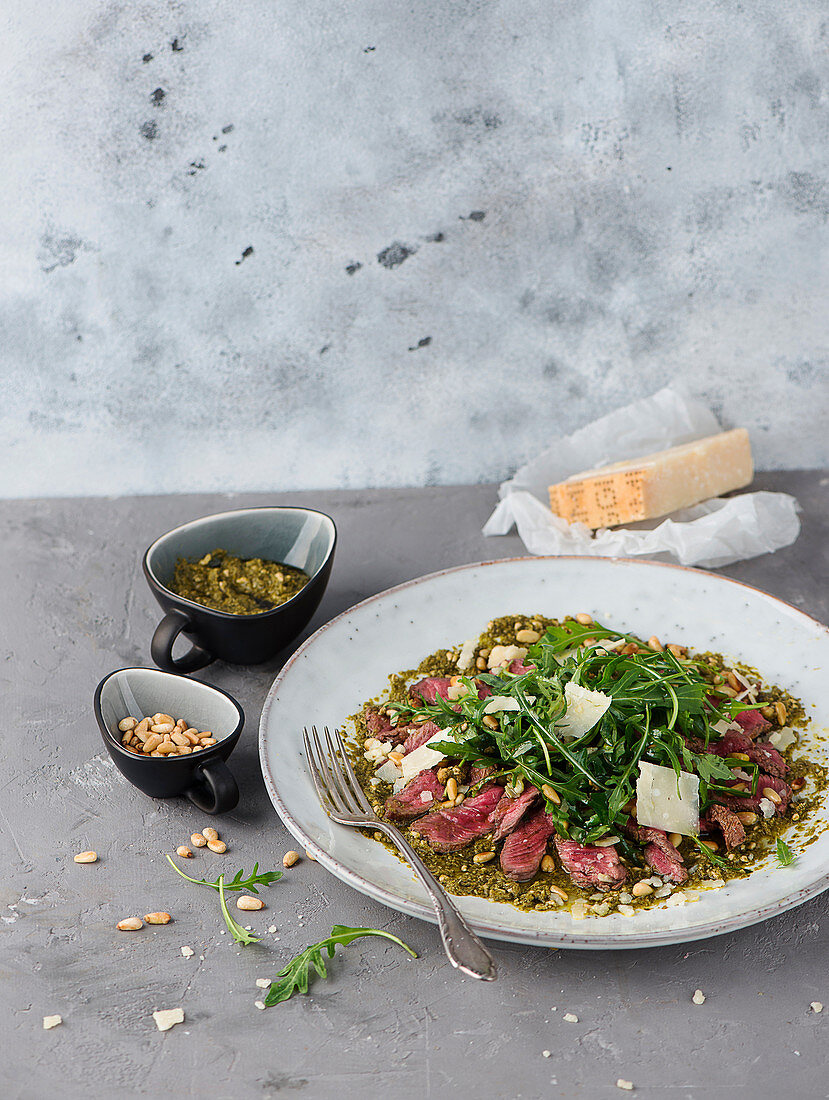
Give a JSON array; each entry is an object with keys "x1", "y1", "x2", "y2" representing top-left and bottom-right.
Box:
[{"x1": 303, "y1": 725, "x2": 376, "y2": 821}]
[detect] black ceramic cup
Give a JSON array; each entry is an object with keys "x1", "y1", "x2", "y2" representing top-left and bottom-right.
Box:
[
  {"x1": 143, "y1": 506, "x2": 336, "y2": 673},
  {"x1": 94, "y1": 667, "x2": 244, "y2": 814}
]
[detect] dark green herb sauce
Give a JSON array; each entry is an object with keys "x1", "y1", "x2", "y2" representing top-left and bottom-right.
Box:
[
  {"x1": 171, "y1": 548, "x2": 309, "y2": 615},
  {"x1": 348, "y1": 614, "x2": 826, "y2": 918}
]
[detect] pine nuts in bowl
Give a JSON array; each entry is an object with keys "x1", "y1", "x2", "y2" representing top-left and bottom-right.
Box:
[{"x1": 94, "y1": 667, "x2": 244, "y2": 814}]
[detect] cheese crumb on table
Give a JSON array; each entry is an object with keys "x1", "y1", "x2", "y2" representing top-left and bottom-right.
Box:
[
  {"x1": 254, "y1": 1001, "x2": 266, "y2": 1011},
  {"x1": 255, "y1": 978, "x2": 270, "y2": 988},
  {"x1": 692, "y1": 989, "x2": 706, "y2": 1005},
  {"x1": 563, "y1": 1013, "x2": 579, "y2": 1023},
  {"x1": 153, "y1": 1007, "x2": 185, "y2": 1032},
  {"x1": 542, "y1": 1050, "x2": 551, "y2": 1058},
  {"x1": 180, "y1": 946, "x2": 194, "y2": 958},
  {"x1": 810, "y1": 1001, "x2": 823, "y2": 1014},
  {"x1": 42, "y1": 1015, "x2": 62, "y2": 1030},
  {"x1": 616, "y1": 1080, "x2": 634, "y2": 1091}
]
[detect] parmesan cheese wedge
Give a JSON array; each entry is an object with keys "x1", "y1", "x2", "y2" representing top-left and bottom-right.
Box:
[
  {"x1": 556, "y1": 682, "x2": 612, "y2": 739},
  {"x1": 636, "y1": 761, "x2": 700, "y2": 836},
  {"x1": 548, "y1": 428, "x2": 753, "y2": 529}
]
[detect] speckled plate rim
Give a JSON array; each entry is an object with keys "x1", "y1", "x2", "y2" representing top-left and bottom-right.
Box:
[{"x1": 259, "y1": 555, "x2": 829, "y2": 950}]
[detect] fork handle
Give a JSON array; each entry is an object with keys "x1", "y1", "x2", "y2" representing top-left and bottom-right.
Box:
[{"x1": 374, "y1": 822, "x2": 497, "y2": 981}]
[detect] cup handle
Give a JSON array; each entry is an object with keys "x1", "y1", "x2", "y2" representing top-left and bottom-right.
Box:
[
  {"x1": 185, "y1": 759, "x2": 240, "y2": 815},
  {"x1": 151, "y1": 610, "x2": 213, "y2": 673}
]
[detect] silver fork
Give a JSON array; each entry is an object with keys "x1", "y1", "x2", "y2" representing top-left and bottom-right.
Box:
[{"x1": 303, "y1": 725, "x2": 497, "y2": 981}]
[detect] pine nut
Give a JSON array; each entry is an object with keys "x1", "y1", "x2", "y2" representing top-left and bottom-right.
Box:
[
  {"x1": 700, "y1": 839, "x2": 719, "y2": 852},
  {"x1": 282, "y1": 850, "x2": 300, "y2": 867},
  {"x1": 540, "y1": 854, "x2": 555, "y2": 873},
  {"x1": 200, "y1": 738, "x2": 217, "y2": 747},
  {"x1": 726, "y1": 671, "x2": 741, "y2": 691},
  {"x1": 731, "y1": 752, "x2": 750, "y2": 762},
  {"x1": 121, "y1": 730, "x2": 134, "y2": 744},
  {"x1": 473, "y1": 851, "x2": 495, "y2": 864},
  {"x1": 152, "y1": 713, "x2": 174, "y2": 725},
  {"x1": 73, "y1": 850, "x2": 98, "y2": 864},
  {"x1": 763, "y1": 787, "x2": 782, "y2": 804},
  {"x1": 761, "y1": 705, "x2": 775, "y2": 719},
  {"x1": 156, "y1": 742, "x2": 177, "y2": 755},
  {"x1": 775, "y1": 701, "x2": 787, "y2": 725},
  {"x1": 668, "y1": 833, "x2": 682, "y2": 848},
  {"x1": 151, "y1": 723, "x2": 175, "y2": 734},
  {"x1": 117, "y1": 917, "x2": 143, "y2": 931},
  {"x1": 142, "y1": 734, "x2": 162, "y2": 753},
  {"x1": 144, "y1": 912, "x2": 172, "y2": 924},
  {"x1": 516, "y1": 628, "x2": 541, "y2": 643},
  {"x1": 388, "y1": 751, "x2": 404, "y2": 765},
  {"x1": 191, "y1": 833, "x2": 207, "y2": 847},
  {"x1": 446, "y1": 778, "x2": 458, "y2": 801},
  {"x1": 476, "y1": 656, "x2": 487, "y2": 670},
  {"x1": 178, "y1": 746, "x2": 192, "y2": 755},
  {"x1": 667, "y1": 643, "x2": 687, "y2": 657},
  {"x1": 207, "y1": 839, "x2": 227, "y2": 854},
  {"x1": 542, "y1": 784, "x2": 561, "y2": 806},
  {"x1": 118, "y1": 717, "x2": 137, "y2": 732},
  {"x1": 176, "y1": 845, "x2": 193, "y2": 858},
  {"x1": 632, "y1": 881, "x2": 653, "y2": 897},
  {"x1": 199, "y1": 732, "x2": 214, "y2": 742},
  {"x1": 482, "y1": 715, "x2": 499, "y2": 730},
  {"x1": 576, "y1": 613, "x2": 593, "y2": 625},
  {"x1": 647, "y1": 636, "x2": 664, "y2": 652},
  {"x1": 305, "y1": 849, "x2": 317, "y2": 862},
  {"x1": 550, "y1": 885, "x2": 569, "y2": 901},
  {"x1": 203, "y1": 828, "x2": 219, "y2": 842},
  {"x1": 236, "y1": 896, "x2": 265, "y2": 911},
  {"x1": 735, "y1": 812, "x2": 758, "y2": 825},
  {"x1": 183, "y1": 728, "x2": 200, "y2": 741},
  {"x1": 135, "y1": 718, "x2": 151, "y2": 736}
]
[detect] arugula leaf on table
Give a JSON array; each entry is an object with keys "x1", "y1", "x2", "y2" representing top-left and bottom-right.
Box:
[
  {"x1": 217, "y1": 874, "x2": 260, "y2": 945},
  {"x1": 263, "y1": 926, "x2": 417, "y2": 1006},
  {"x1": 166, "y1": 854, "x2": 282, "y2": 893}
]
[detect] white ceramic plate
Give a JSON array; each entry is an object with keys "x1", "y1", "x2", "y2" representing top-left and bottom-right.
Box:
[{"x1": 259, "y1": 557, "x2": 829, "y2": 949}]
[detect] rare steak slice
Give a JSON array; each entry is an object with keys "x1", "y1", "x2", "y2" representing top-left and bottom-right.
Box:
[
  {"x1": 364, "y1": 708, "x2": 395, "y2": 739},
  {"x1": 411, "y1": 785, "x2": 504, "y2": 852},
  {"x1": 628, "y1": 822, "x2": 685, "y2": 864},
  {"x1": 714, "y1": 772, "x2": 791, "y2": 815},
  {"x1": 554, "y1": 838, "x2": 627, "y2": 891},
  {"x1": 409, "y1": 677, "x2": 453, "y2": 705},
  {"x1": 500, "y1": 808, "x2": 556, "y2": 882},
  {"x1": 469, "y1": 763, "x2": 499, "y2": 790},
  {"x1": 733, "y1": 709, "x2": 772, "y2": 739},
  {"x1": 401, "y1": 720, "x2": 442, "y2": 755},
  {"x1": 508, "y1": 659, "x2": 536, "y2": 675},
  {"x1": 709, "y1": 731, "x2": 788, "y2": 777},
  {"x1": 706, "y1": 804, "x2": 746, "y2": 850},
  {"x1": 490, "y1": 785, "x2": 539, "y2": 842},
  {"x1": 643, "y1": 843, "x2": 688, "y2": 884},
  {"x1": 384, "y1": 769, "x2": 445, "y2": 821}
]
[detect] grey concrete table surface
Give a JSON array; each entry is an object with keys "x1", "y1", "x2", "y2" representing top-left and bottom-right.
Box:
[{"x1": 2, "y1": 472, "x2": 828, "y2": 1100}]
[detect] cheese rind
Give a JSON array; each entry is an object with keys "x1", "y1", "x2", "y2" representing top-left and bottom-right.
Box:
[{"x1": 548, "y1": 428, "x2": 753, "y2": 529}]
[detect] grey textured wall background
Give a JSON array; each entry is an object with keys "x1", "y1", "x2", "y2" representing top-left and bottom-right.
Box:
[{"x1": 2, "y1": 0, "x2": 827, "y2": 499}]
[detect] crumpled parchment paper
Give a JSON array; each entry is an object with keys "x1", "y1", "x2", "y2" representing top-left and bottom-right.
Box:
[{"x1": 483, "y1": 386, "x2": 800, "y2": 568}]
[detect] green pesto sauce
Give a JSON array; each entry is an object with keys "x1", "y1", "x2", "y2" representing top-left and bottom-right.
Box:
[
  {"x1": 171, "y1": 548, "x2": 309, "y2": 615},
  {"x1": 347, "y1": 614, "x2": 826, "y2": 918}
]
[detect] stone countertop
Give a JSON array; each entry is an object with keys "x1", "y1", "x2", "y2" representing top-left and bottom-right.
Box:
[{"x1": 2, "y1": 471, "x2": 827, "y2": 1099}]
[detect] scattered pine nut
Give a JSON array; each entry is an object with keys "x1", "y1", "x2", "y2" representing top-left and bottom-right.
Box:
[
  {"x1": 540, "y1": 854, "x2": 555, "y2": 873},
  {"x1": 305, "y1": 849, "x2": 317, "y2": 862},
  {"x1": 207, "y1": 839, "x2": 227, "y2": 854},
  {"x1": 73, "y1": 851, "x2": 98, "y2": 864},
  {"x1": 668, "y1": 832, "x2": 682, "y2": 848},
  {"x1": 282, "y1": 850, "x2": 300, "y2": 868},
  {"x1": 117, "y1": 917, "x2": 143, "y2": 931},
  {"x1": 763, "y1": 787, "x2": 782, "y2": 805},
  {"x1": 176, "y1": 845, "x2": 193, "y2": 859},
  {"x1": 473, "y1": 851, "x2": 496, "y2": 864},
  {"x1": 647, "y1": 636, "x2": 663, "y2": 652},
  {"x1": 775, "y1": 701, "x2": 787, "y2": 725},
  {"x1": 236, "y1": 896, "x2": 265, "y2": 911},
  {"x1": 202, "y1": 827, "x2": 219, "y2": 842},
  {"x1": 445, "y1": 778, "x2": 459, "y2": 801},
  {"x1": 145, "y1": 912, "x2": 172, "y2": 925},
  {"x1": 542, "y1": 783, "x2": 561, "y2": 806},
  {"x1": 550, "y1": 885, "x2": 569, "y2": 901},
  {"x1": 632, "y1": 881, "x2": 652, "y2": 897},
  {"x1": 191, "y1": 833, "x2": 207, "y2": 848},
  {"x1": 575, "y1": 612, "x2": 593, "y2": 625}
]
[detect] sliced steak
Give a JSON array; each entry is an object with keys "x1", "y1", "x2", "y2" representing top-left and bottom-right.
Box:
[
  {"x1": 708, "y1": 731, "x2": 788, "y2": 777},
  {"x1": 628, "y1": 822, "x2": 684, "y2": 864},
  {"x1": 733, "y1": 709, "x2": 772, "y2": 739},
  {"x1": 713, "y1": 772, "x2": 791, "y2": 815},
  {"x1": 401, "y1": 720, "x2": 442, "y2": 755},
  {"x1": 508, "y1": 659, "x2": 536, "y2": 675},
  {"x1": 500, "y1": 808, "x2": 556, "y2": 882},
  {"x1": 554, "y1": 838, "x2": 627, "y2": 891},
  {"x1": 384, "y1": 769, "x2": 445, "y2": 821},
  {"x1": 490, "y1": 785, "x2": 539, "y2": 842},
  {"x1": 469, "y1": 763, "x2": 499, "y2": 790},
  {"x1": 706, "y1": 804, "x2": 746, "y2": 850},
  {"x1": 644, "y1": 843, "x2": 688, "y2": 884},
  {"x1": 409, "y1": 677, "x2": 453, "y2": 705},
  {"x1": 365, "y1": 708, "x2": 395, "y2": 738},
  {"x1": 411, "y1": 785, "x2": 505, "y2": 852}
]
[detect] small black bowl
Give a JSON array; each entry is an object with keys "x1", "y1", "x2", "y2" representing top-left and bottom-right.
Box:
[
  {"x1": 94, "y1": 667, "x2": 244, "y2": 814},
  {"x1": 143, "y1": 506, "x2": 336, "y2": 673}
]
